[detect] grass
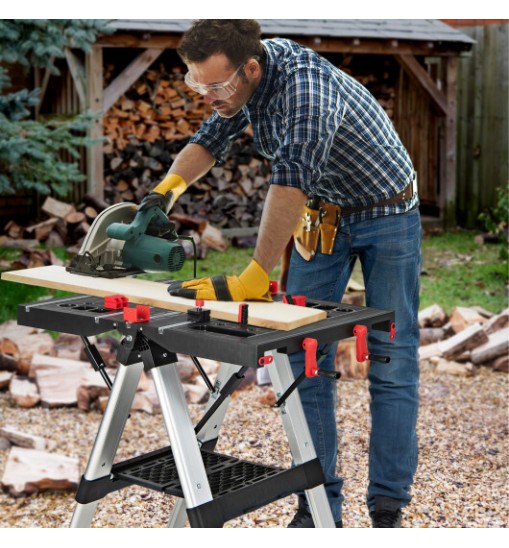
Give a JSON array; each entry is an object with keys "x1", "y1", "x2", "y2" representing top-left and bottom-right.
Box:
[
  {"x1": 0, "y1": 229, "x2": 507, "y2": 324},
  {"x1": 419, "y1": 229, "x2": 508, "y2": 314}
]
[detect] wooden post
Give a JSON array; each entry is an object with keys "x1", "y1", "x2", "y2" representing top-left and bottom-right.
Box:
[
  {"x1": 443, "y1": 55, "x2": 458, "y2": 227},
  {"x1": 85, "y1": 45, "x2": 104, "y2": 199}
]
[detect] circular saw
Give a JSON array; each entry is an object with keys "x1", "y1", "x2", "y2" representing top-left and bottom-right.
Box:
[{"x1": 67, "y1": 203, "x2": 196, "y2": 278}]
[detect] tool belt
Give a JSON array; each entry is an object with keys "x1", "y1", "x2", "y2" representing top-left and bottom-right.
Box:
[{"x1": 293, "y1": 179, "x2": 415, "y2": 261}]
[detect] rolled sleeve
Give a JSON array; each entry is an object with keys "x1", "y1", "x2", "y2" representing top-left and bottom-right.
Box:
[
  {"x1": 189, "y1": 110, "x2": 250, "y2": 165},
  {"x1": 269, "y1": 68, "x2": 345, "y2": 196}
]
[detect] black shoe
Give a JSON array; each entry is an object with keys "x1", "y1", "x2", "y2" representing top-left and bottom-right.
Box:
[
  {"x1": 370, "y1": 496, "x2": 402, "y2": 528},
  {"x1": 287, "y1": 508, "x2": 343, "y2": 528}
]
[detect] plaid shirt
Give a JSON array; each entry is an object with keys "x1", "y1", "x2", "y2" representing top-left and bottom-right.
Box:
[{"x1": 189, "y1": 38, "x2": 418, "y2": 224}]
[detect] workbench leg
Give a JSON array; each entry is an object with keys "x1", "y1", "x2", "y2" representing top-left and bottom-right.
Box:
[
  {"x1": 166, "y1": 362, "x2": 242, "y2": 528},
  {"x1": 151, "y1": 363, "x2": 217, "y2": 526},
  {"x1": 267, "y1": 352, "x2": 336, "y2": 528},
  {"x1": 70, "y1": 361, "x2": 144, "y2": 528}
]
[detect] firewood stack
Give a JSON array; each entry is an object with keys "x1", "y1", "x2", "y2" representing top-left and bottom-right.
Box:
[
  {"x1": 335, "y1": 305, "x2": 508, "y2": 379},
  {"x1": 102, "y1": 65, "x2": 272, "y2": 232}
]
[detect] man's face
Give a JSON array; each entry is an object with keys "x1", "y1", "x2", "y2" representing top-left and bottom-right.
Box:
[{"x1": 186, "y1": 53, "x2": 261, "y2": 119}]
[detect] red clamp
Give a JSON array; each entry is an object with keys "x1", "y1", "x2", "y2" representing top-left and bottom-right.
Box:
[
  {"x1": 269, "y1": 280, "x2": 279, "y2": 295},
  {"x1": 390, "y1": 322, "x2": 396, "y2": 340},
  {"x1": 123, "y1": 305, "x2": 150, "y2": 323},
  {"x1": 283, "y1": 295, "x2": 307, "y2": 307},
  {"x1": 238, "y1": 303, "x2": 249, "y2": 326},
  {"x1": 104, "y1": 294, "x2": 128, "y2": 310},
  {"x1": 258, "y1": 355, "x2": 274, "y2": 366},
  {"x1": 353, "y1": 324, "x2": 391, "y2": 364},
  {"x1": 303, "y1": 337, "x2": 319, "y2": 377},
  {"x1": 353, "y1": 324, "x2": 370, "y2": 362}
]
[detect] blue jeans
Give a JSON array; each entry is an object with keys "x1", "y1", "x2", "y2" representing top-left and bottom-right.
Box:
[{"x1": 286, "y1": 207, "x2": 422, "y2": 522}]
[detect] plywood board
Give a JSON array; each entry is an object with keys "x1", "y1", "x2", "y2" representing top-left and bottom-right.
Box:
[{"x1": 1, "y1": 266, "x2": 326, "y2": 331}]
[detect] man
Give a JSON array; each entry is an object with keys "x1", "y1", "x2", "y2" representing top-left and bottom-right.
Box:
[{"x1": 139, "y1": 19, "x2": 421, "y2": 528}]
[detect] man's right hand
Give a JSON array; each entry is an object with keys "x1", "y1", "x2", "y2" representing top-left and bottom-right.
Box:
[{"x1": 138, "y1": 174, "x2": 187, "y2": 214}]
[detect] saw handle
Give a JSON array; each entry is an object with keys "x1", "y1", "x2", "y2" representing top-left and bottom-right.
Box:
[{"x1": 107, "y1": 206, "x2": 170, "y2": 242}]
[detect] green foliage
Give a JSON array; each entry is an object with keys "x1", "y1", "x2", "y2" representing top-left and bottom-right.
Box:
[
  {"x1": 478, "y1": 185, "x2": 509, "y2": 236},
  {"x1": 0, "y1": 20, "x2": 112, "y2": 197},
  {"x1": 0, "y1": 20, "x2": 111, "y2": 73},
  {"x1": 478, "y1": 185, "x2": 509, "y2": 261}
]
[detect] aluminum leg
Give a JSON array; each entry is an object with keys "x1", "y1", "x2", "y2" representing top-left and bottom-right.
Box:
[
  {"x1": 166, "y1": 362, "x2": 242, "y2": 528},
  {"x1": 267, "y1": 352, "x2": 336, "y2": 528},
  {"x1": 151, "y1": 363, "x2": 214, "y2": 510},
  {"x1": 70, "y1": 361, "x2": 144, "y2": 527}
]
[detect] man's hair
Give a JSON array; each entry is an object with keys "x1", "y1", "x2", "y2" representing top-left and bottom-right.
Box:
[{"x1": 178, "y1": 19, "x2": 264, "y2": 67}]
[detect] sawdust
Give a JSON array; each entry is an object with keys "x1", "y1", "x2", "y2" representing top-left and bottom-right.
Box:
[{"x1": 0, "y1": 361, "x2": 507, "y2": 528}]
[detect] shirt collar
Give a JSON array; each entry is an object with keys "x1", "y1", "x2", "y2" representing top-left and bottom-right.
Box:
[{"x1": 246, "y1": 41, "x2": 278, "y2": 109}]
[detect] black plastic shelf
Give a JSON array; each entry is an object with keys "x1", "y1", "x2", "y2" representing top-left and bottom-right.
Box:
[
  {"x1": 109, "y1": 445, "x2": 324, "y2": 526},
  {"x1": 113, "y1": 446, "x2": 284, "y2": 497}
]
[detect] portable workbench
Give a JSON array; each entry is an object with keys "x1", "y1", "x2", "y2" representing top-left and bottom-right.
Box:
[{"x1": 14, "y1": 291, "x2": 395, "y2": 528}]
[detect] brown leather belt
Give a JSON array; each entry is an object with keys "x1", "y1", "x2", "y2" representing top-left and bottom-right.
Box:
[{"x1": 340, "y1": 180, "x2": 414, "y2": 215}]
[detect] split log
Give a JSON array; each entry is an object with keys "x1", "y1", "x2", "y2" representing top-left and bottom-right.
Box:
[
  {"x1": 470, "y1": 328, "x2": 509, "y2": 365},
  {"x1": 492, "y1": 354, "x2": 509, "y2": 372},
  {"x1": 419, "y1": 327, "x2": 446, "y2": 346},
  {"x1": 449, "y1": 306, "x2": 486, "y2": 333},
  {"x1": 484, "y1": 308, "x2": 509, "y2": 335},
  {"x1": 438, "y1": 323, "x2": 489, "y2": 361},
  {"x1": 0, "y1": 236, "x2": 38, "y2": 248},
  {"x1": 0, "y1": 426, "x2": 56, "y2": 451},
  {"x1": 4, "y1": 220, "x2": 24, "y2": 239},
  {"x1": 1, "y1": 446, "x2": 80, "y2": 497},
  {"x1": 9, "y1": 376, "x2": 40, "y2": 408},
  {"x1": 0, "y1": 371, "x2": 13, "y2": 389},
  {"x1": 24, "y1": 218, "x2": 58, "y2": 242},
  {"x1": 418, "y1": 304, "x2": 447, "y2": 328},
  {"x1": 419, "y1": 342, "x2": 443, "y2": 361},
  {"x1": 30, "y1": 354, "x2": 110, "y2": 408},
  {"x1": 434, "y1": 358, "x2": 477, "y2": 377},
  {"x1": 335, "y1": 338, "x2": 370, "y2": 379},
  {"x1": 0, "y1": 323, "x2": 55, "y2": 376},
  {"x1": 200, "y1": 222, "x2": 229, "y2": 252},
  {"x1": 41, "y1": 196, "x2": 76, "y2": 220}
]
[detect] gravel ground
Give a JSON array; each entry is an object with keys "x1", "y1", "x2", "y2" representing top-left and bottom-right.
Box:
[{"x1": 0, "y1": 360, "x2": 507, "y2": 528}]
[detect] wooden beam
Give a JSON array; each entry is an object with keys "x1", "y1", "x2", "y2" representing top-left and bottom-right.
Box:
[
  {"x1": 97, "y1": 33, "x2": 181, "y2": 49},
  {"x1": 443, "y1": 55, "x2": 459, "y2": 226},
  {"x1": 64, "y1": 48, "x2": 86, "y2": 108},
  {"x1": 97, "y1": 33, "x2": 472, "y2": 57},
  {"x1": 85, "y1": 45, "x2": 104, "y2": 199},
  {"x1": 395, "y1": 54, "x2": 448, "y2": 115},
  {"x1": 103, "y1": 48, "x2": 165, "y2": 111}
]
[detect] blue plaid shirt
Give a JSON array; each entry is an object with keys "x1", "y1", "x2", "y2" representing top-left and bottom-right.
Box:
[{"x1": 189, "y1": 38, "x2": 418, "y2": 224}]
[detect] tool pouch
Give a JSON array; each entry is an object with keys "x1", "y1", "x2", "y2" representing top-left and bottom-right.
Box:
[
  {"x1": 293, "y1": 200, "x2": 341, "y2": 261},
  {"x1": 293, "y1": 203, "x2": 321, "y2": 261},
  {"x1": 318, "y1": 202, "x2": 341, "y2": 255}
]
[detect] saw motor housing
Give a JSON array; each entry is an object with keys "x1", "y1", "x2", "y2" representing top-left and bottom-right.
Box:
[{"x1": 67, "y1": 203, "x2": 191, "y2": 278}]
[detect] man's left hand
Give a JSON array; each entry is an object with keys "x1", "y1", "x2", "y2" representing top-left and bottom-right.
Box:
[{"x1": 168, "y1": 260, "x2": 272, "y2": 302}]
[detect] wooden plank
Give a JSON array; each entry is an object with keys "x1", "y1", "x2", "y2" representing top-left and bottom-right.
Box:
[
  {"x1": 103, "y1": 48, "x2": 165, "y2": 111},
  {"x1": 0, "y1": 266, "x2": 326, "y2": 332}
]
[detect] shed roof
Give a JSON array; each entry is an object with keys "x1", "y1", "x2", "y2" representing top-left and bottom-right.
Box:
[{"x1": 107, "y1": 19, "x2": 475, "y2": 45}]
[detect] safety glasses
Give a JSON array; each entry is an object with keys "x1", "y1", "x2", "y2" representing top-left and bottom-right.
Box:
[{"x1": 184, "y1": 63, "x2": 245, "y2": 100}]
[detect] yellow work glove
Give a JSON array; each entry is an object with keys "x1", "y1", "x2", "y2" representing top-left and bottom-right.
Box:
[
  {"x1": 167, "y1": 260, "x2": 272, "y2": 302},
  {"x1": 138, "y1": 174, "x2": 187, "y2": 214}
]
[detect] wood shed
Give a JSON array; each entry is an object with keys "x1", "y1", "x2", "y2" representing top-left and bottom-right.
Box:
[{"x1": 6, "y1": 19, "x2": 476, "y2": 227}]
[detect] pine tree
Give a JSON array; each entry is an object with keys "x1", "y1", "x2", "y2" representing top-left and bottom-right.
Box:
[{"x1": 0, "y1": 20, "x2": 112, "y2": 196}]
